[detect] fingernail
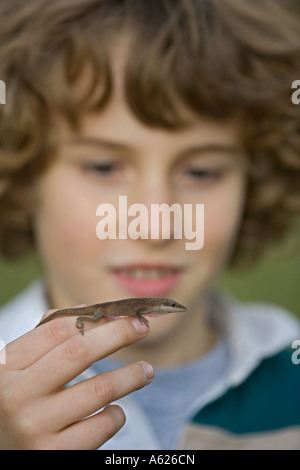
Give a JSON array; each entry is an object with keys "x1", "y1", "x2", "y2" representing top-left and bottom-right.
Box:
[
  {"x1": 131, "y1": 317, "x2": 149, "y2": 335},
  {"x1": 139, "y1": 361, "x2": 154, "y2": 381}
]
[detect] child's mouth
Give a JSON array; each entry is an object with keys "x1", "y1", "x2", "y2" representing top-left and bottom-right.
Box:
[{"x1": 111, "y1": 265, "x2": 183, "y2": 296}]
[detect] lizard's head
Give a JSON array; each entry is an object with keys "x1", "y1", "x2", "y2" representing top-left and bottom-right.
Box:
[
  {"x1": 160, "y1": 298, "x2": 187, "y2": 313},
  {"x1": 141, "y1": 298, "x2": 187, "y2": 315}
]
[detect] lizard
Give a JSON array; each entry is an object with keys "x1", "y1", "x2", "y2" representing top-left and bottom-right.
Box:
[{"x1": 36, "y1": 297, "x2": 187, "y2": 335}]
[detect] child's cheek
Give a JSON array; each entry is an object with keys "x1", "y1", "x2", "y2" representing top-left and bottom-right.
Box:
[
  {"x1": 33, "y1": 166, "x2": 100, "y2": 282},
  {"x1": 203, "y1": 181, "x2": 246, "y2": 271}
]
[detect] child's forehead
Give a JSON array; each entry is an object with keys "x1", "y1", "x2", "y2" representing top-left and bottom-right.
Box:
[
  {"x1": 52, "y1": 104, "x2": 244, "y2": 165},
  {"x1": 70, "y1": 34, "x2": 131, "y2": 103},
  {"x1": 47, "y1": 24, "x2": 238, "y2": 136},
  {"x1": 52, "y1": 42, "x2": 244, "y2": 152}
]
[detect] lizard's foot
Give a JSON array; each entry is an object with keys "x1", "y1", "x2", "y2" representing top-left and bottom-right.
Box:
[
  {"x1": 76, "y1": 318, "x2": 85, "y2": 335},
  {"x1": 137, "y1": 314, "x2": 149, "y2": 326}
]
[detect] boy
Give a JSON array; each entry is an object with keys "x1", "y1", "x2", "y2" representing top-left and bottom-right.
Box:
[{"x1": 0, "y1": 0, "x2": 300, "y2": 450}]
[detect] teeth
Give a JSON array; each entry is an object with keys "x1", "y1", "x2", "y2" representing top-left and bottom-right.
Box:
[{"x1": 120, "y1": 268, "x2": 174, "y2": 280}]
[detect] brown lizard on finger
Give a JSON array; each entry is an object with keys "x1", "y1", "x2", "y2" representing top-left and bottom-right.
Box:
[{"x1": 36, "y1": 297, "x2": 187, "y2": 335}]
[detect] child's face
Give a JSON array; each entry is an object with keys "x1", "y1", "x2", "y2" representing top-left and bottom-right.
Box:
[{"x1": 32, "y1": 56, "x2": 247, "y2": 343}]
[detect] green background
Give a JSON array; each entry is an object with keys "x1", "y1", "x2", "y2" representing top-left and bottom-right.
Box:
[{"x1": 0, "y1": 242, "x2": 299, "y2": 319}]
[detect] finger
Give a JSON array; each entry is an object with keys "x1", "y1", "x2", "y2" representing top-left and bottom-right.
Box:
[
  {"x1": 24, "y1": 317, "x2": 149, "y2": 395},
  {"x1": 4, "y1": 313, "x2": 108, "y2": 370},
  {"x1": 56, "y1": 405, "x2": 126, "y2": 450},
  {"x1": 44, "y1": 361, "x2": 154, "y2": 430}
]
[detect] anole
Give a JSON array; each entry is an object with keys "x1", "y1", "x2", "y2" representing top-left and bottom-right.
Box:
[{"x1": 36, "y1": 297, "x2": 187, "y2": 335}]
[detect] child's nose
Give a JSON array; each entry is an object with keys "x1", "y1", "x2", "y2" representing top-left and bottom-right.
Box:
[{"x1": 127, "y1": 177, "x2": 179, "y2": 243}]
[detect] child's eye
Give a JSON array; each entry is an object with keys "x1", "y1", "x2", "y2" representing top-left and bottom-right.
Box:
[
  {"x1": 185, "y1": 168, "x2": 220, "y2": 180},
  {"x1": 85, "y1": 162, "x2": 120, "y2": 175}
]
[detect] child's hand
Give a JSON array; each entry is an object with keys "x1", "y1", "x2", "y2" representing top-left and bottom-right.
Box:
[{"x1": 0, "y1": 312, "x2": 153, "y2": 449}]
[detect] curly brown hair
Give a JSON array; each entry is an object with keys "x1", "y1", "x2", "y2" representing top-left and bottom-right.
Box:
[{"x1": 0, "y1": 0, "x2": 299, "y2": 265}]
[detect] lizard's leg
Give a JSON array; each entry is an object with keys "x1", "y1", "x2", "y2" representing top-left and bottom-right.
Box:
[
  {"x1": 136, "y1": 312, "x2": 149, "y2": 327},
  {"x1": 76, "y1": 308, "x2": 106, "y2": 335}
]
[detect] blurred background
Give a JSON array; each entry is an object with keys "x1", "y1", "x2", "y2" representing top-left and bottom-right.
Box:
[{"x1": 1, "y1": 237, "x2": 299, "y2": 319}]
